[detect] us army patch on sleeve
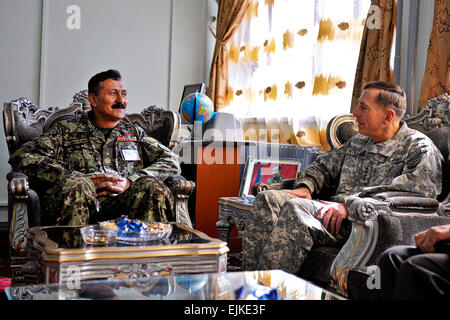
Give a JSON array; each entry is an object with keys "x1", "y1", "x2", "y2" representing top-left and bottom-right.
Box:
[{"x1": 406, "y1": 147, "x2": 425, "y2": 169}]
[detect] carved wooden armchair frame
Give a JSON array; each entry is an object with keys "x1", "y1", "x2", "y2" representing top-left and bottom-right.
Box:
[{"x1": 3, "y1": 91, "x2": 195, "y2": 282}]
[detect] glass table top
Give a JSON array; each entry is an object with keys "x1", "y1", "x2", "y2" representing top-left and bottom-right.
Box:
[
  {"x1": 6, "y1": 270, "x2": 345, "y2": 300},
  {"x1": 40, "y1": 224, "x2": 211, "y2": 250}
]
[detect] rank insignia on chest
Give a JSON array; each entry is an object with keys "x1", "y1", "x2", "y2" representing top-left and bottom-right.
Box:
[{"x1": 118, "y1": 133, "x2": 137, "y2": 142}]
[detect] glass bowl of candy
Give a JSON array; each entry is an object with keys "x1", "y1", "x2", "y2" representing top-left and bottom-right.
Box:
[
  {"x1": 100, "y1": 215, "x2": 172, "y2": 245},
  {"x1": 80, "y1": 225, "x2": 117, "y2": 246}
]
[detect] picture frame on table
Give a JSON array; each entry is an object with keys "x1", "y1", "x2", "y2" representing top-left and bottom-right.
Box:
[{"x1": 239, "y1": 157, "x2": 302, "y2": 198}]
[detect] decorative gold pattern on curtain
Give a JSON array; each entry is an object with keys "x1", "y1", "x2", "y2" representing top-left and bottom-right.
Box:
[
  {"x1": 350, "y1": 0, "x2": 396, "y2": 112},
  {"x1": 418, "y1": 0, "x2": 450, "y2": 111},
  {"x1": 221, "y1": 0, "x2": 370, "y2": 151},
  {"x1": 209, "y1": 0, "x2": 251, "y2": 112}
]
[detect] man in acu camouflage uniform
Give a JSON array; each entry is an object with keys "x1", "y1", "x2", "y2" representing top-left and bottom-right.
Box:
[
  {"x1": 9, "y1": 69, "x2": 181, "y2": 226},
  {"x1": 242, "y1": 81, "x2": 444, "y2": 275}
]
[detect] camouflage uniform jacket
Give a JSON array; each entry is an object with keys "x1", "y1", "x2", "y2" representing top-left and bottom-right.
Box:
[
  {"x1": 266, "y1": 176, "x2": 286, "y2": 184},
  {"x1": 294, "y1": 122, "x2": 443, "y2": 202},
  {"x1": 9, "y1": 111, "x2": 181, "y2": 191}
]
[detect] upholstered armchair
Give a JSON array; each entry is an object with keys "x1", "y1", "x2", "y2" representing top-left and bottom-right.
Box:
[
  {"x1": 3, "y1": 91, "x2": 195, "y2": 280},
  {"x1": 251, "y1": 94, "x2": 450, "y2": 299}
]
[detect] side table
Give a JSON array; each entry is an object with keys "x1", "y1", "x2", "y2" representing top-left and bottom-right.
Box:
[
  {"x1": 216, "y1": 197, "x2": 254, "y2": 245},
  {"x1": 176, "y1": 140, "x2": 253, "y2": 253}
]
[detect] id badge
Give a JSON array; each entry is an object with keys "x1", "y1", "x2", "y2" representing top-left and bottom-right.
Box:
[{"x1": 120, "y1": 145, "x2": 141, "y2": 161}]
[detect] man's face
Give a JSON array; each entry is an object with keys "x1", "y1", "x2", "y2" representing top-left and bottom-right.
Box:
[
  {"x1": 88, "y1": 78, "x2": 128, "y2": 125},
  {"x1": 352, "y1": 89, "x2": 390, "y2": 141},
  {"x1": 272, "y1": 166, "x2": 280, "y2": 178}
]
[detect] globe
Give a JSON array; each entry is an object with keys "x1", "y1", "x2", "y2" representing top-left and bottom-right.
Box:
[{"x1": 180, "y1": 92, "x2": 214, "y2": 124}]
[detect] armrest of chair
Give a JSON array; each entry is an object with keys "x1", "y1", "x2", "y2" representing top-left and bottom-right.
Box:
[
  {"x1": 6, "y1": 171, "x2": 41, "y2": 225},
  {"x1": 373, "y1": 191, "x2": 448, "y2": 217},
  {"x1": 372, "y1": 191, "x2": 442, "y2": 213},
  {"x1": 164, "y1": 174, "x2": 195, "y2": 229},
  {"x1": 384, "y1": 196, "x2": 439, "y2": 210},
  {"x1": 164, "y1": 174, "x2": 195, "y2": 195},
  {"x1": 6, "y1": 171, "x2": 42, "y2": 256},
  {"x1": 6, "y1": 171, "x2": 29, "y2": 194}
]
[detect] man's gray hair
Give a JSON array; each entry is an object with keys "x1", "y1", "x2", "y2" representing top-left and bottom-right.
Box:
[{"x1": 364, "y1": 81, "x2": 407, "y2": 119}]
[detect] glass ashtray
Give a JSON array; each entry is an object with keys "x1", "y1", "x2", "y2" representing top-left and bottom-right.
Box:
[{"x1": 80, "y1": 225, "x2": 117, "y2": 246}]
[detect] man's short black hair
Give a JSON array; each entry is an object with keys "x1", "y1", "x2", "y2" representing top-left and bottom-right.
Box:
[{"x1": 88, "y1": 69, "x2": 122, "y2": 95}]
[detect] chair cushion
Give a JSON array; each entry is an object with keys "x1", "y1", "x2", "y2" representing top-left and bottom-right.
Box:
[
  {"x1": 410, "y1": 125, "x2": 448, "y2": 160},
  {"x1": 408, "y1": 125, "x2": 449, "y2": 202},
  {"x1": 367, "y1": 212, "x2": 450, "y2": 266}
]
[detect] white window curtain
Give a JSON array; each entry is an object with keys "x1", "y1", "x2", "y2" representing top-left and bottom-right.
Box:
[{"x1": 220, "y1": 0, "x2": 371, "y2": 151}]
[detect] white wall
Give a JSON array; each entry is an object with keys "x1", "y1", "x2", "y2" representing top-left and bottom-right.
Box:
[
  {"x1": 0, "y1": 0, "x2": 43, "y2": 218},
  {"x1": 40, "y1": 0, "x2": 172, "y2": 111},
  {"x1": 169, "y1": 0, "x2": 207, "y2": 111},
  {"x1": 169, "y1": 0, "x2": 218, "y2": 110},
  {"x1": 0, "y1": 0, "x2": 215, "y2": 220}
]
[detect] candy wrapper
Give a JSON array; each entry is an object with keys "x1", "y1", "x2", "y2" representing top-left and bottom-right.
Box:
[{"x1": 116, "y1": 216, "x2": 145, "y2": 233}]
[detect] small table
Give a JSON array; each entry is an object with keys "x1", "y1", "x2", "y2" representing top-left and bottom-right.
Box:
[
  {"x1": 17, "y1": 223, "x2": 228, "y2": 286},
  {"x1": 6, "y1": 269, "x2": 345, "y2": 300},
  {"x1": 216, "y1": 196, "x2": 254, "y2": 244}
]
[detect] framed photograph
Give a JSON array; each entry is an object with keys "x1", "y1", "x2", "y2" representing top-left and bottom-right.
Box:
[{"x1": 239, "y1": 157, "x2": 302, "y2": 198}]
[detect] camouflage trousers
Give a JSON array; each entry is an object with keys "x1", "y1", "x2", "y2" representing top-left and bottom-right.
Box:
[
  {"x1": 41, "y1": 175, "x2": 175, "y2": 226},
  {"x1": 241, "y1": 190, "x2": 350, "y2": 275}
]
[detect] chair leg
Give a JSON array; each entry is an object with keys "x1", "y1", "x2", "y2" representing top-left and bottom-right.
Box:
[
  {"x1": 216, "y1": 217, "x2": 233, "y2": 244},
  {"x1": 174, "y1": 195, "x2": 193, "y2": 229}
]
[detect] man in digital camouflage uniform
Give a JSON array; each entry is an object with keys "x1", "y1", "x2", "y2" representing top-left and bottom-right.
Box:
[
  {"x1": 242, "y1": 81, "x2": 444, "y2": 275},
  {"x1": 9, "y1": 69, "x2": 181, "y2": 226}
]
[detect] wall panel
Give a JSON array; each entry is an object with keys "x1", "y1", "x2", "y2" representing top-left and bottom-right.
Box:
[{"x1": 40, "y1": 0, "x2": 171, "y2": 112}]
